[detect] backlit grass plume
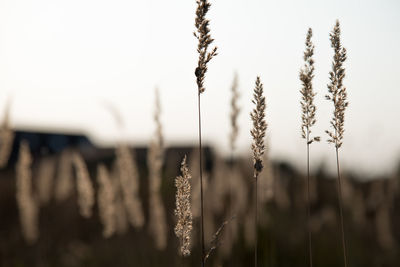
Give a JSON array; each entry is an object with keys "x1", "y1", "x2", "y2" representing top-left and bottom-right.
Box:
[
  {"x1": 148, "y1": 88, "x2": 167, "y2": 250},
  {"x1": 0, "y1": 97, "x2": 14, "y2": 168},
  {"x1": 16, "y1": 140, "x2": 39, "y2": 244},
  {"x1": 251, "y1": 77, "x2": 267, "y2": 179},
  {"x1": 326, "y1": 20, "x2": 348, "y2": 149},
  {"x1": 97, "y1": 164, "x2": 116, "y2": 238},
  {"x1": 250, "y1": 76, "x2": 267, "y2": 267},
  {"x1": 225, "y1": 72, "x2": 241, "y2": 258},
  {"x1": 194, "y1": 0, "x2": 218, "y2": 94},
  {"x1": 116, "y1": 145, "x2": 144, "y2": 228},
  {"x1": 194, "y1": 0, "x2": 218, "y2": 265},
  {"x1": 299, "y1": 27, "x2": 319, "y2": 267},
  {"x1": 111, "y1": 161, "x2": 129, "y2": 235},
  {"x1": 72, "y1": 151, "x2": 95, "y2": 218},
  {"x1": 174, "y1": 155, "x2": 193, "y2": 257},
  {"x1": 326, "y1": 20, "x2": 349, "y2": 267},
  {"x1": 230, "y1": 72, "x2": 240, "y2": 153},
  {"x1": 300, "y1": 28, "x2": 320, "y2": 145}
]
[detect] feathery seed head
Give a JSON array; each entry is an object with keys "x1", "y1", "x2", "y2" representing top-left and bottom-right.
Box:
[
  {"x1": 97, "y1": 164, "x2": 116, "y2": 238},
  {"x1": 300, "y1": 28, "x2": 320, "y2": 143},
  {"x1": 148, "y1": 88, "x2": 167, "y2": 250},
  {"x1": 16, "y1": 140, "x2": 39, "y2": 244},
  {"x1": 326, "y1": 20, "x2": 348, "y2": 148},
  {"x1": 250, "y1": 76, "x2": 267, "y2": 178},
  {"x1": 116, "y1": 145, "x2": 144, "y2": 228},
  {"x1": 229, "y1": 72, "x2": 240, "y2": 152},
  {"x1": 194, "y1": 0, "x2": 218, "y2": 94},
  {"x1": 174, "y1": 155, "x2": 193, "y2": 256},
  {"x1": 72, "y1": 152, "x2": 95, "y2": 218}
]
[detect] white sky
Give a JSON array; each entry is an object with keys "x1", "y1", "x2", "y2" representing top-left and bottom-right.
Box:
[{"x1": 0, "y1": 0, "x2": 399, "y2": 176}]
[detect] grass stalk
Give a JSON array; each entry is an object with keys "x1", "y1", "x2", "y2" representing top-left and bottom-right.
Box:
[
  {"x1": 306, "y1": 136, "x2": 313, "y2": 267},
  {"x1": 174, "y1": 155, "x2": 193, "y2": 257},
  {"x1": 336, "y1": 147, "x2": 348, "y2": 267},
  {"x1": 194, "y1": 0, "x2": 218, "y2": 265},
  {"x1": 250, "y1": 76, "x2": 267, "y2": 267},
  {"x1": 325, "y1": 20, "x2": 349, "y2": 267},
  {"x1": 197, "y1": 92, "x2": 205, "y2": 266},
  {"x1": 228, "y1": 72, "x2": 240, "y2": 255},
  {"x1": 254, "y1": 173, "x2": 258, "y2": 267},
  {"x1": 299, "y1": 27, "x2": 319, "y2": 267}
]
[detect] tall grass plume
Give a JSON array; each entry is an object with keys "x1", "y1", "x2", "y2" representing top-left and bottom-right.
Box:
[
  {"x1": 16, "y1": 140, "x2": 39, "y2": 244},
  {"x1": 326, "y1": 20, "x2": 349, "y2": 267},
  {"x1": 72, "y1": 151, "x2": 94, "y2": 218},
  {"x1": 148, "y1": 87, "x2": 167, "y2": 250},
  {"x1": 97, "y1": 164, "x2": 116, "y2": 238},
  {"x1": 116, "y1": 145, "x2": 144, "y2": 228},
  {"x1": 194, "y1": 0, "x2": 218, "y2": 265},
  {"x1": 174, "y1": 155, "x2": 193, "y2": 257},
  {"x1": 250, "y1": 76, "x2": 267, "y2": 267},
  {"x1": 230, "y1": 72, "x2": 240, "y2": 153},
  {"x1": 300, "y1": 27, "x2": 320, "y2": 267}
]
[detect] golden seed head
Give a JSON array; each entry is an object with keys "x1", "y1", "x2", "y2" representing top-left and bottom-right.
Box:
[
  {"x1": 97, "y1": 164, "x2": 116, "y2": 238},
  {"x1": 174, "y1": 155, "x2": 193, "y2": 256},
  {"x1": 300, "y1": 28, "x2": 320, "y2": 144},
  {"x1": 326, "y1": 20, "x2": 348, "y2": 148},
  {"x1": 72, "y1": 152, "x2": 95, "y2": 218},
  {"x1": 194, "y1": 0, "x2": 218, "y2": 94},
  {"x1": 250, "y1": 76, "x2": 267, "y2": 178}
]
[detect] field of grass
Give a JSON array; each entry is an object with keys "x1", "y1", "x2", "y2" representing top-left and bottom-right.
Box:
[
  {"x1": 0, "y1": 144, "x2": 399, "y2": 267},
  {"x1": 1, "y1": 1, "x2": 399, "y2": 266}
]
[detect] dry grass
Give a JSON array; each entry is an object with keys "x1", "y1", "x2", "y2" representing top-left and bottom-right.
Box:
[
  {"x1": 174, "y1": 155, "x2": 193, "y2": 257},
  {"x1": 326, "y1": 20, "x2": 349, "y2": 267},
  {"x1": 72, "y1": 151, "x2": 94, "y2": 218},
  {"x1": 194, "y1": 0, "x2": 218, "y2": 265},
  {"x1": 194, "y1": 0, "x2": 218, "y2": 94},
  {"x1": 115, "y1": 145, "x2": 144, "y2": 228},
  {"x1": 299, "y1": 27, "x2": 320, "y2": 267},
  {"x1": 148, "y1": 88, "x2": 167, "y2": 250},
  {"x1": 250, "y1": 77, "x2": 267, "y2": 179},
  {"x1": 326, "y1": 20, "x2": 348, "y2": 149},
  {"x1": 229, "y1": 72, "x2": 240, "y2": 153},
  {"x1": 2, "y1": 11, "x2": 388, "y2": 267},
  {"x1": 250, "y1": 76, "x2": 267, "y2": 267},
  {"x1": 110, "y1": 160, "x2": 129, "y2": 235},
  {"x1": 97, "y1": 164, "x2": 116, "y2": 238},
  {"x1": 0, "y1": 98, "x2": 14, "y2": 169},
  {"x1": 300, "y1": 28, "x2": 320, "y2": 144},
  {"x1": 16, "y1": 140, "x2": 39, "y2": 244}
]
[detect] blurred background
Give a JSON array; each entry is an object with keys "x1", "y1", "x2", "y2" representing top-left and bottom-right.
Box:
[{"x1": 0, "y1": 0, "x2": 400, "y2": 266}]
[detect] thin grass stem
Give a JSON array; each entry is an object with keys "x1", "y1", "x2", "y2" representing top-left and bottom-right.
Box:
[
  {"x1": 336, "y1": 147, "x2": 348, "y2": 267},
  {"x1": 306, "y1": 133, "x2": 313, "y2": 267},
  {"x1": 197, "y1": 92, "x2": 205, "y2": 267},
  {"x1": 254, "y1": 173, "x2": 258, "y2": 267}
]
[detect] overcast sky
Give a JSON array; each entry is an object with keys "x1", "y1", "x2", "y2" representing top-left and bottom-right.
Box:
[{"x1": 0, "y1": 0, "x2": 399, "y2": 176}]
